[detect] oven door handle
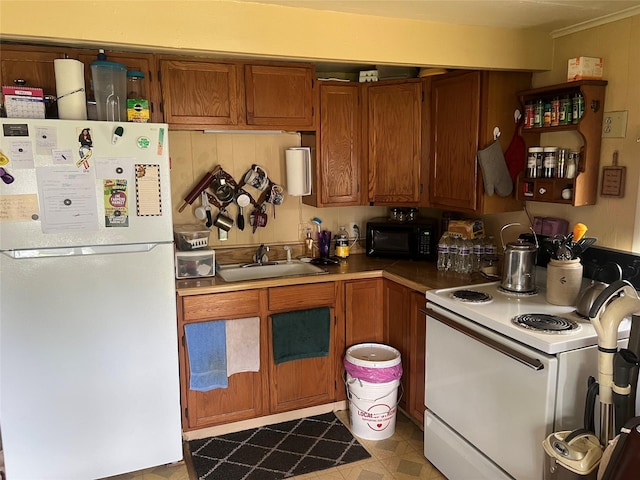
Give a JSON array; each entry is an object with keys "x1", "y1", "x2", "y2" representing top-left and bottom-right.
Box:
[{"x1": 423, "y1": 307, "x2": 545, "y2": 371}]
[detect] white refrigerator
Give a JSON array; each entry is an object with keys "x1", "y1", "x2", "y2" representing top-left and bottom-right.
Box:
[{"x1": 0, "y1": 119, "x2": 182, "y2": 479}]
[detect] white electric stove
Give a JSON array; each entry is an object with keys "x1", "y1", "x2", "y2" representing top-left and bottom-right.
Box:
[
  {"x1": 423, "y1": 275, "x2": 633, "y2": 480},
  {"x1": 426, "y1": 280, "x2": 631, "y2": 354}
]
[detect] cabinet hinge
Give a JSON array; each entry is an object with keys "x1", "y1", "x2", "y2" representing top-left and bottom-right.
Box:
[
  {"x1": 181, "y1": 335, "x2": 185, "y2": 347},
  {"x1": 184, "y1": 407, "x2": 188, "y2": 419},
  {"x1": 160, "y1": 101, "x2": 164, "y2": 114},
  {"x1": 147, "y1": 70, "x2": 153, "y2": 83},
  {"x1": 419, "y1": 184, "x2": 423, "y2": 194},
  {"x1": 157, "y1": 70, "x2": 161, "y2": 83}
]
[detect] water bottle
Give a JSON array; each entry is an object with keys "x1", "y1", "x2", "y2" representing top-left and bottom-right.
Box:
[
  {"x1": 458, "y1": 239, "x2": 472, "y2": 274},
  {"x1": 437, "y1": 234, "x2": 450, "y2": 271},
  {"x1": 472, "y1": 238, "x2": 484, "y2": 272},
  {"x1": 482, "y1": 236, "x2": 499, "y2": 275},
  {"x1": 449, "y1": 235, "x2": 460, "y2": 272}
]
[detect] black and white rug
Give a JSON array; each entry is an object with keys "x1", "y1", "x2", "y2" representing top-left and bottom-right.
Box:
[{"x1": 188, "y1": 412, "x2": 371, "y2": 480}]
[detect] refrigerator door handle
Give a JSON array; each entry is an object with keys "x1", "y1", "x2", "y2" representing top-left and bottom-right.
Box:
[{"x1": 3, "y1": 243, "x2": 166, "y2": 259}]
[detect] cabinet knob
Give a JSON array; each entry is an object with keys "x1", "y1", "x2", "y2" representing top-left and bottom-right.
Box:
[{"x1": 539, "y1": 187, "x2": 547, "y2": 195}]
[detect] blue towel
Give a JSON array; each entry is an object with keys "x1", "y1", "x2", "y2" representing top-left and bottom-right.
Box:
[
  {"x1": 184, "y1": 321, "x2": 228, "y2": 391},
  {"x1": 272, "y1": 307, "x2": 330, "y2": 365}
]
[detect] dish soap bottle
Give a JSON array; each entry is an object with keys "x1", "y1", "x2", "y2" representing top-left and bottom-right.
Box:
[
  {"x1": 335, "y1": 226, "x2": 350, "y2": 259},
  {"x1": 304, "y1": 228, "x2": 314, "y2": 258}
]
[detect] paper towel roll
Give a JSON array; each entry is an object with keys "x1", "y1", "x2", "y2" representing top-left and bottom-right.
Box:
[
  {"x1": 54, "y1": 59, "x2": 87, "y2": 120},
  {"x1": 285, "y1": 147, "x2": 312, "y2": 196}
]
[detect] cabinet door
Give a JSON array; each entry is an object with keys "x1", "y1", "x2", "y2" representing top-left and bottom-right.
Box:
[
  {"x1": 408, "y1": 290, "x2": 426, "y2": 425},
  {"x1": 268, "y1": 283, "x2": 337, "y2": 413},
  {"x1": 365, "y1": 81, "x2": 424, "y2": 205},
  {"x1": 430, "y1": 71, "x2": 482, "y2": 211},
  {"x1": 178, "y1": 290, "x2": 267, "y2": 430},
  {"x1": 0, "y1": 45, "x2": 67, "y2": 100},
  {"x1": 74, "y1": 50, "x2": 163, "y2": 123},
  {"x1": 159, "y1": 59, "x2": 242, "y2": 128},
  {"x1": 383, "y1": 280, "x2": 410, "y2": 413},
  {"x1": 345, "y1": 278, "x2": 383, "y2": 347},
  {"x1": 244, "y1": 63, "x2": 315, "y2": 129},
  {"x1": 303, "y1": 83, "x2": 361, "y2": 207}
]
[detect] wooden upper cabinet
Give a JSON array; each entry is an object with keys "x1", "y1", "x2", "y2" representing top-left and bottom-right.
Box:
[
  {"x1": 301, "y1": 82, "x2": 362, "y2": 207},
  {"x1": 429, "y1": 70, "x2": 531, "y2": 214},
  {"x1": 364, "y1": 80, "x2": 425, "y2": 206},
  {"x1": 0, "y1": 44, "x2": 69, "y2": 100},
  {"x1": 73, "y1": 50, "x2": 163, "y2": 123},
  {"x1": 159, "y1": 59, "x2": 242, "y2": 128},
  {"x1": 244, "y1": 63, "x2": 315, "y2": 129}
]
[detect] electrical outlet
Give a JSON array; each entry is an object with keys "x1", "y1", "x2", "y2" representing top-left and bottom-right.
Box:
[
  {"x1": 351, "y1": 223, "x2": 360, "y2": 239},
  {"x1": 602, "y1": 111, "x2": 628, "y2": 138}
]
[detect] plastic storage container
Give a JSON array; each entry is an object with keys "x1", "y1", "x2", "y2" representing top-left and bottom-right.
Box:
[
  {"x1": 173, "y1": 224, "x2": 210, "y2": 251},
  {"x1": 175, "y1": 250, "x2": 215, "y2": 279},
  {"x1": 90, "y1": 60, "x2": 127, "y2": 121}
]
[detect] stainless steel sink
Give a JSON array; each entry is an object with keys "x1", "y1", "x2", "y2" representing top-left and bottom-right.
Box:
[{"x1": 217, "y1": 260, "x2": 328, "y2": 282}]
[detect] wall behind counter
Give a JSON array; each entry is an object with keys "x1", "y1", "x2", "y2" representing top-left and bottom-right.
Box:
[{"x1": 169, "y1": 131, "x2": 388, "y2": 248}]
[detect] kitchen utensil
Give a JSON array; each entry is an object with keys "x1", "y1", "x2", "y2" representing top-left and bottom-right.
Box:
[
  {"x1": 576, "y1": 262, "x2": 622, "y2": 318},
  {"x1": 250, "y1": 205, "x2": 268, "y2": 233},
  {"x1": 243, "y1": 164, "x2": 269, "y2": 191},
  {"x1": 194, "y1": 192, "x2": 208, "y2": 221},
  {"x1": 500, "y1": 223, "x2": 538, "y2": 293},
  {"x1": 213, "y1": 209, "x2": 234, "y2": 231},
  {"x1": 235, "y1": 190, "x2": 250, "y2": 231},
  {"x1": 211, "y1": 175, "x2": 235, "y2": 203},
  {"x1": 575, "y1": 237, "x2": 598, "y2": 256},
  {"x1": 178, "y1": 167, "x2": 220, "y2": 212}
]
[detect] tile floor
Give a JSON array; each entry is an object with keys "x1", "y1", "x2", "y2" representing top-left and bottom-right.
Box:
[{"x1": 106, "y1": 410, "x2": 447, "y2": 480}]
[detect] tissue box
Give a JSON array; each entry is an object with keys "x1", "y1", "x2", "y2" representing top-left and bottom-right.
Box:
[
  {"x1": 2, "y1": 86, "x2": 45, "y2": 118},
  {"x1": 567, "y1": 57, "x2": 604, "y2": 81}
]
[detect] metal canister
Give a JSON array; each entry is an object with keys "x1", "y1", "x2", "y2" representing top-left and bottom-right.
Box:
[
  {"x1": 543, "y1": 147, "x2": 559, "y2": 178},
  {"x1": 556, "y1": 149, "x2": 568, "y2": 178},
  {"x1": 527, "y1": 146, "x2": 543, "y2": 178}
]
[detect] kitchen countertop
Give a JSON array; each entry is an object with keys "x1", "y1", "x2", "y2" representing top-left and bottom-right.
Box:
[{"x1": 176, "y1": 254, "x2": 489, "y2": 296}]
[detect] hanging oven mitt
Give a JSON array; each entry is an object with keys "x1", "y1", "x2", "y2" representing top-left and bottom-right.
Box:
[
  {"x1": 477, "y1": 140, "x2": 513, "y2": 197},
  {"x1": 505, "y1": 120, "x2": 526, "y2": 183}
]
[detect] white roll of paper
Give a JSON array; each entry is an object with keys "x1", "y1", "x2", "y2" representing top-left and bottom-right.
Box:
[
  {"x1": 285, "y1": 147, "x2": 312, "y2": 196},
  {"x1": 54, "y1": 59, "x2": 87, "y2": 120}
]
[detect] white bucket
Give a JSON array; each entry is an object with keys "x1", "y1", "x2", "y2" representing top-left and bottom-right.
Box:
[{"x1": 344, "y1": 343, "x2": 402, "y2": 440}]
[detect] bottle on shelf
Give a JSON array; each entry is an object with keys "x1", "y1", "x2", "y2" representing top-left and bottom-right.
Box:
[
  {"x1": 551, "y1": 96, "x2": 560, "y2": 127},
  {"x1": 559, "y1": 95, "x2": 571, "y2": 125},
  {"x1": 572, "y1": 92, "x2": 585, "y2": 124},
  {"x1": 542, "y1": 147, "x2": 558, "y2": 178},
  {"x1": 534, "y1": 99, "x2": 544, "y2": 127}
]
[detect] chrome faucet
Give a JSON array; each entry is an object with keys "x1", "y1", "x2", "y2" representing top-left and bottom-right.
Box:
[{"x1": 254, "y1": 244, "x2": 270, "y2": 264}]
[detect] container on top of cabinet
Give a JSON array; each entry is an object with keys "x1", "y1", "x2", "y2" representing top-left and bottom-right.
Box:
[{"x1": 516, "y1": 80, "x2": 607, "y2": 206}]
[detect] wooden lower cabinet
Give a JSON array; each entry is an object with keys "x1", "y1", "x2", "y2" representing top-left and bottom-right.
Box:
[
  {"x1": 176, "y1": 277, "x2": 424, "y2": 431},
  {"x1": 383, "y1": 279, "x2": 427, "y2": 425},
  {"x1": 345, "y1": 278, "x2": 384, "y2": 347},
  {"x1": 178, "y1": 290, "x2": 268, "y2": 431},
  {"x1": 267, "y1": 283, "x2": 340, "y2": 413}
]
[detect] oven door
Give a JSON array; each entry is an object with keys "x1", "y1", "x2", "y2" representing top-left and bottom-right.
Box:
[{"x1": 424, "y1": 303, "x2": 557, "y2": 480}]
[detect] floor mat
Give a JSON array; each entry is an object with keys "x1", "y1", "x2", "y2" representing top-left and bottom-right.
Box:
[{"x1": 188, "y1": 412, "x2": 371, "y2": 480}]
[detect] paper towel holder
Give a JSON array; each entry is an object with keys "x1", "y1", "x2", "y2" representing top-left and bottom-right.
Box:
[{"x1": 285, "y1": 147, "x2": 312, "y2": 196}]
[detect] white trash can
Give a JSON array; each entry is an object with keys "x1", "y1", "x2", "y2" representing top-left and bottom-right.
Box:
[{"x1": 344, "y1": 343, "x2": 402, "y2": 440}]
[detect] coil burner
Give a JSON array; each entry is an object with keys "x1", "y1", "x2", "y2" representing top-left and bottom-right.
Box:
[
  {"x1": 498, "y1": 286, "x2": 539, "y2": 297},
  {"x1": 512, "y1": 314, "x2": 581, "y2": 334},
  {"x1": 451, "y1": 290, "x2": 493, "y2": 304}
]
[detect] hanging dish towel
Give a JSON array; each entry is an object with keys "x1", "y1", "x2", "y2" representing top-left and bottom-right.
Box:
[
  {"x1": 271, "y1": 307, "x2": 330, "y2": 365},
  {"x1": 184, "y1": 321, "x2": 228, "y2": 391},
  {"x1": 226, "y1": 316, "x2": 260, "y2": 376},
  {"x1": 505, "y1": 120, "x2": 526, "y2": 183},
  {"x1": 477, "y1": 140, "x2": 513, "y2": 197}
]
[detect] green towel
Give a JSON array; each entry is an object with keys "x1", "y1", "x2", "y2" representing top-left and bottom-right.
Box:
[{"x1": 272, "y1": 307, "x2": 331, "y2": 365}]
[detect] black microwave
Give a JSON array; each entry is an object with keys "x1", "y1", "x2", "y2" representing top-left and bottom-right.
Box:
[{"x1": 365, "y1": 217, "x2": 438, "y2": 261}]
